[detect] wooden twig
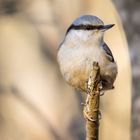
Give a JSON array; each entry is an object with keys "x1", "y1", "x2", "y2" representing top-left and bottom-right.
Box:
[{"x1": 83, "y1": 62, "x2": 102, "y2": 140}]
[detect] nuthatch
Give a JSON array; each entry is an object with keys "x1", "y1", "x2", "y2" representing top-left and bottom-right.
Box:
[{"x1": 57, "y1": 15, "x2": 118, "y2": 92}]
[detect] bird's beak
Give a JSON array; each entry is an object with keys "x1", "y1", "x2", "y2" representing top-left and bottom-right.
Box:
[{"x1": 100, "y1": 24, "x2": 115, "y2": 31}]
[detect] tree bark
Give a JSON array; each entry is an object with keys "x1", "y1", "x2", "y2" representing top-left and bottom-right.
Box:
[{"x1": 84, "y1": 62, "x2": 101, "y2": 140}]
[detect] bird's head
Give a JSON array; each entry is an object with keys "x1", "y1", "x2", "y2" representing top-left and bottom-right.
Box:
[{"x1": 66, "y1": 15, "x2": 114, "y2": 44}]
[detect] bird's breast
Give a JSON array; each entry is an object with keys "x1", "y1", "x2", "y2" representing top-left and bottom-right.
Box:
[{"x1": 58, "y1": 44, "x2": 104, "y2": 90}]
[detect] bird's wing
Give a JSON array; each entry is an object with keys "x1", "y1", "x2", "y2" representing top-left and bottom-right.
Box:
[{"x1": 101, "y1": 43, "x2": 114, "y2": 62}]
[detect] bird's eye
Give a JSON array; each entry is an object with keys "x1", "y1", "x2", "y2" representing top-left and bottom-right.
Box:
[
  {"x1": 97, "y1": 25, "x2": 103, "y2": 30},
  {"x1": 86, "y1": 25, "x2": 91, "y2": 30}
]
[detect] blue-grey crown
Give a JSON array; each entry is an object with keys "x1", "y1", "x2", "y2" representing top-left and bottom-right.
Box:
[
  {"x1": 66, "y1": 15, "x2": 104, "y2": 34},
  {"x1": 73, "y1": 15, "x2": 104, "y2": 26}
]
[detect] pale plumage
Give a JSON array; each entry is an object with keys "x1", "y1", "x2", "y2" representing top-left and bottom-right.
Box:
[{"x1": 57, "y1": 15, "x2": 118, "y2": 91}]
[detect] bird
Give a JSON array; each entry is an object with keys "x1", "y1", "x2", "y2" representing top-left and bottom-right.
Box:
[{"x1": 57, "y1": 15, "x2": 118, "y2": 92}]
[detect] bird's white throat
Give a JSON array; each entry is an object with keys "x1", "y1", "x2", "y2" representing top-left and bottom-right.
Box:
[{"x1": 66, "y1": 30, "x2": 104, "y2": 47}]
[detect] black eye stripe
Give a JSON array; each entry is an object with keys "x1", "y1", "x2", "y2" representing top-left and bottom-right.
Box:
[{"x1": 66, "y1": 24, "x2": 104, "y2": 34}]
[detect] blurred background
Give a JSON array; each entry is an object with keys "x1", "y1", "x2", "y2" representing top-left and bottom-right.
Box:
[
  {"x1": 0, "y1": 0, "x2": 135, "y2": 140},
  {"x1": 113, "y1": 1, "x2": 140, "y2": 140}
]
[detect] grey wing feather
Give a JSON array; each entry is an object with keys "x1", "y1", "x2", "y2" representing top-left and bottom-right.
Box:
[{"x1": 102, "y1": 43, "x2": 114, "y2": 62}]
